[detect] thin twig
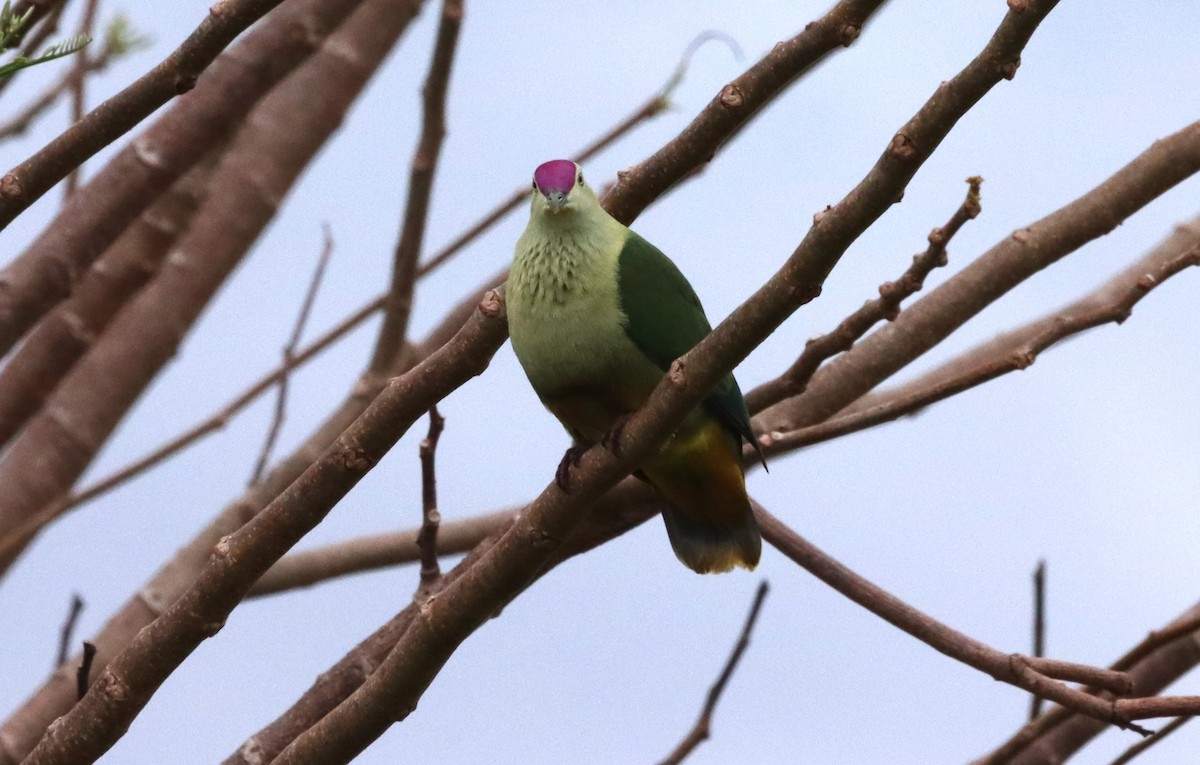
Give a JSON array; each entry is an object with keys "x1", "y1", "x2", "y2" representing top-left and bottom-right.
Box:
[
  {"x1": 756, "y1": 244, "x2": 1200, "y2": 458},
  {"x1": 368, "y1": 0, "x2": 463, "y2": 373},
  {"x1": 1030, "y1": 559, "x2": 1046, "y2": 720},
  {"x1": 62, "y1": 0, "x2": 100, "y2": 196},
  {"x1": 659, "y1": 581, "x2": 769, "y2": 765},
  {"x1": 55, "y1": 593, "x2": 84, "y2": 667},
  {"x1": 249, "y1": 224, "x2": 334, "y2": 486},
  {"x1": 74, "y1": 641, "x2": 95, "y2": 701},
  {"x1": 1108, "y1": 716, "x2": 1192, "y2": 765},
  {"x1": 414, "y1": 406, "x2": 444, "y2": 596},
  {"x1": 747, "y1": 176, "x2": 981, "y2": 413}
]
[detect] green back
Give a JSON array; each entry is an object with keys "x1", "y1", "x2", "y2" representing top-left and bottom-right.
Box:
[{"x1": 616, "y1": 231, "x2": 760, "y2": 455}]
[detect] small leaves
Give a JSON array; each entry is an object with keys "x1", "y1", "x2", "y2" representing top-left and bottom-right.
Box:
[{"x1": 0, "y1": 29, "x2": 90, "y2": 80}]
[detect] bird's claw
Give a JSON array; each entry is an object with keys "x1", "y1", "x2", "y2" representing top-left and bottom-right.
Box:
[
  {"x1": 555, "y1": 445, "x2": 587, "y2": 491},
  {"x1": 601, "y1": 414, "x2": 632, "y2": 457}
]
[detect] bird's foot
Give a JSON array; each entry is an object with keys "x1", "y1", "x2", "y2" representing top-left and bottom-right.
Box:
[
  {"x1": 555, "y1": 445, "x2": 587, "y2": 492},
  {"x1": 601, "y1": 414, "x2": 633, "y2": 457}
]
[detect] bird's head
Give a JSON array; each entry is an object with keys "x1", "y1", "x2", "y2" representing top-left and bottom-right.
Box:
[{"x1": 530, "y1": 159, "x2": 595, "y2": 216}]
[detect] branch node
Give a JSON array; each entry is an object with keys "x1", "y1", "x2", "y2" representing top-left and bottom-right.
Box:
[
  {"x1": 0, "y1": 173, "x2": 23, "y2": 198},
  {"x1": 340, "y1": 445, "x2": 373, "y2": 473},
  {"x1": 479, "y1": 288, "x2": 503, "y2": 317},
  {"x1": 888, "y1": 132, "x2": 917, "y2": 161},
  {"x1": 717, "y1": 83, "x2": 745, "y2": 110},
  {"x1": 1000, "y1": 57, "x2": 1021, "y2": 80},
  {"x1": 838, "y1": 24, "x2": 861, "y2": 46}
]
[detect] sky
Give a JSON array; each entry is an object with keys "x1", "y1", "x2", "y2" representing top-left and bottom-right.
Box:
[{"x1": 1, "y1": 1, "x2": 1199, "y2": 763}]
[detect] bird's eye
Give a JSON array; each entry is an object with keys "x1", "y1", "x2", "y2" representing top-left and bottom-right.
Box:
[
  {"x1": 577, "y1": 174, "x2": 584, "y2": 185},
  {"x1": 531, "y1": 180, "x2": 537, "y2": 190}
]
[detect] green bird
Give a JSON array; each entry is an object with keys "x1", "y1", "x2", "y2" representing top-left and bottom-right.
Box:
[{"x1": 508, "y1": 159, "x2": 764, "y2": 574}]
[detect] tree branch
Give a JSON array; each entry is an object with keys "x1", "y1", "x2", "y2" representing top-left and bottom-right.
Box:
[
  {"x1": 0, "y1": 0, "x2": 376, "y2": 360},
  {"x1": 0, "y1": 0, "x2": 424, "y2": 575},
  {"x1": 658, "y1": 582, "x2": 769, "y2": 765},
  {"x1": 249, "y1": 224, "x2": 334, "y2": 486},
  {"x1": 1030, "y1": 559, "x2": 1047, "y2": 720},
  {"x1": 0, "y1": 0, "x2": 292, "y2": 227},
  {"x1": 1108, "y1": 716, "x2": 1191, "y2": 765},
  {"x1": 755, "y1": 234, "x2": 1200, "y2": 457},
  {"x1": 414, "y1": 406, "x2": 445, "y2": 595},
  {"x1": 55, "y1": 593, "x2": 84, "y2": 668},
  {"x1": 746, "y1": 175, "x2": 981, "y2": 413},
  {"x1": 0, "y1": 147, "x2": 220, "y2": 450},
  {"x1": 62, "y1": 0, "x2": 100, "y2": 196},
  {"x1": 269, "y1": 6, "x2": 1062, "y2": 761},
  {"x1": 755, "y1": 506, "x2": 1200, "y2": 732},
  {"x1": 751, "y1": 120, "x2": 1200, "y2": 441},
  {"x1": 368, "y1": 0, "x2": 462, "y2": 373},
  {"x1": 18, "y1": 290, "x2": 509, "y2": 764},
  {"x1": 602, "y1": 0, "x2": 891, "y2": 225},
  {"x1": 977, "y1": 603, "x2": 1200, "y2": 765}
]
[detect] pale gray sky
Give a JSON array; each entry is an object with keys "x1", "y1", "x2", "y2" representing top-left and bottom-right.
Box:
[{"x1": 0, "y1": 2, "x2": 1198, "y2": 763}]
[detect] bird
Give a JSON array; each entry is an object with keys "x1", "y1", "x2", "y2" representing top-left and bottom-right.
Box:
[{"x1": 507, "y1": 159, "x2": 764, "y2": 574}]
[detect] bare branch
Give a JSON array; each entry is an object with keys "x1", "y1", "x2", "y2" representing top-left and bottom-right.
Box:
[
  {"x1": 659, "y1": 582, "x2": 769, "y2": 765},
  {"x1": 746, "y1": 175, "x2": 981, "y2": 413},
  {"x1": 756, "y1": 238, "x2": 1200, "y2": 457},
  {"x1": 751, "y1": 118, "x2": 1200, "y2": 442},
  {"x1": 0, "y1": 278, "x2": 502, "y2": 763},
  {"x1": 249, "y1": 224, "x2": 334, "y2": 486},
  {"x1": 19, "y1": 290, "x2": 509, "y2": 764},
  {"x1": 248, "y1": 508, "x2": 515, "y2": 598},
  {"x1": 0, "y1": 0, "x2": 374, "y2": 360},
  {"x1": 369, "y1": 0, "x2": 463, "y2": 373},
  {"x1": 0, "y1": 0, "x2": 424, "y2": 575},
  {"x1": 0, "y1": 0, "x2": 293, "y2": 228},
  {"x1": 1030, "y1": 559, "x2": 1046, "y2": 720},
  {"x1": 1108, "y1": 717, "x2": 1191, "y2": 765},
  {"x1": 415, "y1": 406, "x2": 445, "y2": 596},
  {"x1": 55, "y1": 593, "x2": 84, "y2": 667},
  {"x1": 979, "y1": 603, "x2": 1200, "y2": 765},
  {"x1": 62, "y1": 0, "x2": 100, "y2": 196},
  {"x1": 269, "y1": 7, "x2": 1063, "y2": 761},
  {"x1": 602, "y1": 0, "x2": 891, "y2": 225},
  {"x1": 754, "y1": 506, "x2": 1200, "y2": 734},
  {"x1": 0, "y1": 148, "x2": 219, "y2": 451}
]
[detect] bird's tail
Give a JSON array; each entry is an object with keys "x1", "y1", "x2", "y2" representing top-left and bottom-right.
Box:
[
  {"x1": 660, "y1": 503, "x2": 761, "y2": 574},
  {"x1": 643, "y1": 417, "x2": 762, "y2": 574}
]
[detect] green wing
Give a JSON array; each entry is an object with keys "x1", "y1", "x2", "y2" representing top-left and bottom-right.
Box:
[{"x1": 616, "y1": 231, "x2": 764, "y2": 464}]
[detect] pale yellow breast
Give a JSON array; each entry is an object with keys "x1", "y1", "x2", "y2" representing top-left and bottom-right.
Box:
[{"x1": 508, "y1": 213, "x2": 655, "y2": 400}]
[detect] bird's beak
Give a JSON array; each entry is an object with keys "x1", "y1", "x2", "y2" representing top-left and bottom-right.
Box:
[{"x1": 543, "y1": 190, "x2": 568, "y2": 212}]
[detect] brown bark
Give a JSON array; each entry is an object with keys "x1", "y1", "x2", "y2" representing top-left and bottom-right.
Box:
[
  {"x1": 0, "y1": 0, "x2": 373, "y2": 359},
  {"x1": 0, "y1": 148, "x2": 220, "y2": 449},
  {"x1": 0, "y1": 0, "x2": 425, "y2": 573}
]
